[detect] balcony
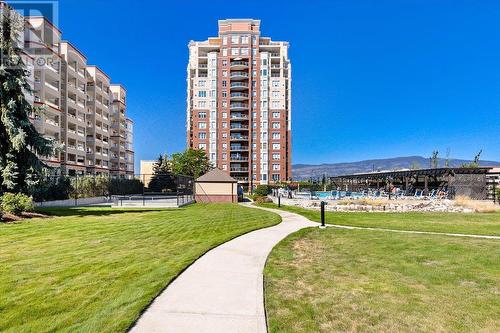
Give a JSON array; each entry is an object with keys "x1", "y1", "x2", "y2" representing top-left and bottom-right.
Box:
[
  {"x1": 230, "y1": 71, "x2": 248, "y2": 79},
  {"x1": 230, "y1": 156, "x2": 248, "y2": 161},
  {"x1": 230, "y1": 82, "x2": 248, "y2": 90},
  {"x1": 230, "y1": 124, "x2": 249, "y2": 131},
  {"x1": 230, "y1": 134, "x2": 249, "y2": 141},
  {"x1": 230, "y1": 113, "x2": 248, "y2": 120},
  {"x1": 270, "y1": 53, "x2": 280, "y2": 57},
  {"x1": 230, "y1": 146, "x2": 249, "y2": 151},
  {"x1": 230, "y1": 61, "x2": 249, "y2": 69},
  {"x1": 234, "y1": 177, "x2": 249, "y2": 182},
  {"x1": 230, "y1": 92, "x2": 249, "y2": 100},
  {"x1": 230, "y1": 167, "x2": 249, "y2": 172},
  {"x1": 230, "y1": 103, "x2": 249, "y2": 110}
]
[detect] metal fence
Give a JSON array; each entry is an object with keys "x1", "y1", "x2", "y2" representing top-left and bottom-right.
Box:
[{"x1": 30, "y1": 173, "x2": 195, "y2": 207}]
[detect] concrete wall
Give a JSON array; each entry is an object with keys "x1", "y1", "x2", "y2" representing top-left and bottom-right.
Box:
[
  {"x1": 35, "y1": 196, "x2": 110, "y2": 207},
  {"x1": 195, "y1": 182, "x2": 238, "y2": 203}
]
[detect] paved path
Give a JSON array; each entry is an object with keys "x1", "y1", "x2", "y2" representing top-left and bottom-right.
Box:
[{"x1": 130, "y1": 204, "x2": 317, "y2": 333}]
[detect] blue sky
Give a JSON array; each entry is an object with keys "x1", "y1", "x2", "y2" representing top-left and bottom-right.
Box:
[{"x1": 55, "y1": 0, "x2": 500, "y2": 168}]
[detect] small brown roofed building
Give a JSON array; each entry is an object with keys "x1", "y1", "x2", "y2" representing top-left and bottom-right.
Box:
[{"x1": 195, "y1": 168, "x2": 238, "y2": 203}]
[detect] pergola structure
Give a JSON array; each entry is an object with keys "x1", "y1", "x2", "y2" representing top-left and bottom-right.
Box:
[{"x1": 329, "y1": 167, "x2": 497, "y2": 200}]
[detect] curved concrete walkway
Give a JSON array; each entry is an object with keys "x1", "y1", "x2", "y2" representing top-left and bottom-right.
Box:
[{"x1": 130, "y1": 204, "x2": 317, "y2": 333}]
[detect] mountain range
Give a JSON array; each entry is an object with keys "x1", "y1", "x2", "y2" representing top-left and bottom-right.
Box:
[{"x1": 292, "y1": 156, "x2": 500, "y2": 180}]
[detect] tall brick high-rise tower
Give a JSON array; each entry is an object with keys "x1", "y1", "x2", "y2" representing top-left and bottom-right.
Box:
[{"x1": 187, "y1": 19, "x2": 291, "y2": 189}]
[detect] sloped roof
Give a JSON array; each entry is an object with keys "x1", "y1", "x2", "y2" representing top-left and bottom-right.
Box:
[{"x1": 196, "y1": 168, "x2": 237, "y2": 183}]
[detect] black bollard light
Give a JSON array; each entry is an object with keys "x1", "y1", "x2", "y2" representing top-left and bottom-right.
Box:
[
  {"x1": 320, "y1": 201, "x2": 326, "y2": 229},
  {"x1": 278, "y1": 195, "x2": 281, "y2": 207}
]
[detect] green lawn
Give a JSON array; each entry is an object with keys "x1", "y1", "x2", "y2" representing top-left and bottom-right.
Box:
[
  {"x1": 257, "y1": 203, "x2": 500, "y2": 236},
  {"x1": 0, "y1": 204, "x2": 280, "y2": 333},
  {"x1": 265, "y1": 227, "x2": 500, "y2": 332}
]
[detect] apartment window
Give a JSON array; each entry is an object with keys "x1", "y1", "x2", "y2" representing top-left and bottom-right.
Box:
[
  {"x1": 210, "y1": 58, "x2": 216, "y2": 66},
  {"x1": 272, "y1": 174, "x2": 280, "y2": 181},
  {"x1": 272, "y1": 132, "x2": 280, "y2": 139},
  {"x1": 272, "y1": 143, "x2": 280, "y2": 150},
  {"x1": 198, "y1": 91, "x2": 206, "y2": 97},
  {"x1": 272, "y1": 122, "x2": 280, "y2": 129},
  {"x1": 272, "y1": 101, "x2": 280, "y2": 109},
  {"x1": 222, "y1": 153, "x2": 227, "y2": 160},
  {"x1": 211, "y1": 143, "x2": 216, "y2": 150},
  {"x1": 241, "y1": 48, "x2": 249, "y2": 55},
  {"x1": 211, "y1": 80, "x2": 216, "y2": 88},
  {"x1": 252, "y1": 112, "x2": 257, "y2": 118},
  {"x1": 222, "y1": 36, "x2": 227, "y2": 45},
  {"x1": 222, "y1": 70, "x2": 227, "y2": 77},
  {"x1": 199, "y1": 112, "x2": 207, "y2": 118},
  {"x1": 252, "y1": 101, "x2": 257, "y2": 109},
  {"x1": 222, "y1": 112, "x2": 227, "y2": 118},
  {"x1": 198, "y1": 143, "x2": 207, "y2": 149},
  {"x1": 222, "y1": 80, "x2": 227, "y2": 87},
  {"x1": 262, "y1": 59, "x2": 268, "y2": 66},
  {"x1": 252, "y1": 143, "x2": 257, "y2": 149},
  {"x1": 222, "y1": 60, "x2": 227, "y2": 66},
  {"x1": 210, "y1": 111, "x2": 216, "y2": 118},
  {"x1": 222, "y1": 91, "x2": 227, "y2": 98},
  {"x1": 222, "y1": 164, "x2": 227, "y2": 170},
  {"x1": 211, "y1": 121, "x2": 216, "y2": 129},
  {"x1": 272, "y1": 91, "x2": 279, "y2": 98},
  {"x1": 252, "y1": 122, "x2": 257, "y2": 129},
  {"x1": 222, "y1": 48, "x2": 227, "y2": 56},
  {"x1": 210, "y1": 131, "x2": 216, "y2": 139},
  {"x1": 261, "y1": 90, "x2": 268, "y2": 98},
  {"x1": 262, "y1": 101, "x2": 268, "y2": 108},
  {"x1": 272, "y1": 80, "x2": 279, "y2": 87},
  {"x1": 222, "y1": 143, "x2": 227, "y2": 150},
  {"x1": 272, "y1": 112, "x2": 280, "y2": 118},
  {"x1": 252, "y1": 59, "x2": 257, "y2": 66},
  {"x1": 199, "y1": 132, "x2": 207, "y2": 139},
  {"x1": 210, "y1": 69, "x2": 216, "y2": 77},
  {"x1": 231, "y1": 48, "x2": 239, "y2": 56},
  {"x1": 261, "y1": 69, "x2": 268, "y2": 76},
  {"x1": 262, "y1": 111, "x2": 268, "y2": 118},
  {"x1": 253, "y1": 163, "x2": 257, "y2": 170},
  {"x1": 252, "y1": 48, "x2": 257, "y2": 56},
  {"x1": 261, "y1": 174, "x2": 267, "y2": 181},
  {"x1": 222, "y1": 101, "x2": 227, "y2": 108},
  {"x1": 252, "y1": 70, "x2": 257, "y2": 77},
  {"x1": 253, "y1": 153, "x2": 257, "y2": 159},
  {"x1": 252, "y1": 91, "x2": 257, "y2": 97},
  {"x1": 272, "y1": 164, "x2": 280, "y2": 171},
  {"x1": 198, "y1": 101, "x2": 206, "y2": 108},
  {"x1": 209, "y1": 90, "x2": 216, "y2": 98},
  {"x1": 231, "y1": 35, "x2": 239, "y2": 44},
  {"x1": 222, "y1": 122, "x2": 228, "y2": 129},
  {"x1": 210, "y1": 100, "x2": 216, "y2": 108},
  {"x1": 272, "y1": 153, "x2": 280, "y2": 160},
  {"x1": 222, "y1": 132, "x2": 227, "y2": 138},
  {"x1": 253, "y1": 174, "x2": 257, "y2": 180},
  {"x1": 241, "y1": 35, "x2": 249, "y2": 44},
  {"x1": 199, "y1": 80, "x2": 206, "y2": 87},
  {"x1": 198, "y1": 122, "x2": 207, "y2": 129}
]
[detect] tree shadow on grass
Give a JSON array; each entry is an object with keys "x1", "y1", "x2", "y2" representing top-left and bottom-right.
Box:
[{"x1": 36, "y1": 207, "x2": 184, "y2": 218}]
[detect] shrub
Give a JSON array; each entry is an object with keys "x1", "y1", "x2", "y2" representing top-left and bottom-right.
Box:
[
  {"x1": 1, "y1": 193, "x2": 34, "y2": 215},
  {"x1": 30, "y1": 176, "x2": 72, "y2": 202},
  {"x1": 70, "y1": 176, "x2": 110, "y2": 199},
  {"x1": 253, "y1": 185, "x2": 272, "y2": 197}
]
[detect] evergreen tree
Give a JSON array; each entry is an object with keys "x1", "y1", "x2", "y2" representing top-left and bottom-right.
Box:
[
  {"x1": 148, "y1": 154, "x2": 175, "y2": 193},
  {"x1": 0, "y1": 6, "x2": 53, "y2": 192}
]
